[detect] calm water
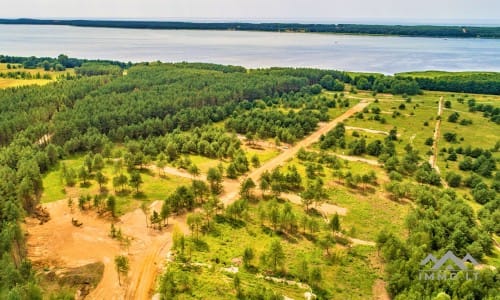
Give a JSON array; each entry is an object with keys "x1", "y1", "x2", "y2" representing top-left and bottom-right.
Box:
[{"x1": 1, "y1": 25, "x2": 499, "y2": 74}]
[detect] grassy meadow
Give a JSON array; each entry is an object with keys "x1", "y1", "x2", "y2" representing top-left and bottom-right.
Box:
[{"x1": 0, "y1": 63, "x2": 74, "y2": 89}]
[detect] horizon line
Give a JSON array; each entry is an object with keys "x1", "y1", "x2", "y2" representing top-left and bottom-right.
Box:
[{"x1": 1, "y1": 17, "x2": 500, "y2": 27}]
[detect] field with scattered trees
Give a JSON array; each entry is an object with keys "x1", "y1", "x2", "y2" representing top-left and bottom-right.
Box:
[{"x1": 0, "y1": 55, "x2": 498, "y2": 299}]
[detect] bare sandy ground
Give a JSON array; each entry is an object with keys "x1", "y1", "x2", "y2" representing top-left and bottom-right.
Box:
[
  {"x1": 345, "y1": 126, "x2": 389, "y2": 136},
  {"x1": 334, "y1": 153, "x2": 381, "y2": 166},
  {"x1": 27, "y1": 99, "x2": 371, "y2": 299},
  {"x1": 281, "y1": 192, "x2": 347, "y2": 216},
  {"x1": 372, "y1": 279, "x2": 391, "y2": 300},
  {"x1": 26, "y1": 200, "x2": 189, "y2": 300}
]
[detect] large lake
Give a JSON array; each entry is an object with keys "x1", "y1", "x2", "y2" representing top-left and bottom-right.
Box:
[{"x1": 1, "y1": 25, "x2": 499, "y2": 74}]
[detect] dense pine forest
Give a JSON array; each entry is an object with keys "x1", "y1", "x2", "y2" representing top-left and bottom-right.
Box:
[{"x1": 0, "y1": 56, "x2": 498, "y2": 299}]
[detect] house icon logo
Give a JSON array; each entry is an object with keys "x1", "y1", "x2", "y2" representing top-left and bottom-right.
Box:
[{"x1": 419, "y1": 251, "x2": 479, "y2": 281}]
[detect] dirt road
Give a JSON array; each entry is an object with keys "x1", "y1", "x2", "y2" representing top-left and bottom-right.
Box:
[
  {"x1": 223, "y1": 100, "x2": 371, "y2": 205},
  {"x1": 429, "y1": 97, "x2": 443, "y2": 171},
  {"x1": 30, "y1": 100, "x2": 370, "y2": 299},
  {"x1": 87, "y1": 201, "x2": 189, "y2": 300},
  {"x1": 155, "y1": 100, "x2": 371, "y2": 208}
]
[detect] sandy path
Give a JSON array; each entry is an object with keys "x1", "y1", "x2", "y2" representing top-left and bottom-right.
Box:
[
  {"x1": 222, "y1": 100, "x2": 371, "y2": 206},
  {"x1": 125, "y1": 237, "x2": 170, "y2": 300},
  {"x1": 306, "y1": 148, "x2": 381, "y2": 167},
  {"x1": 345, "y1": 126, "x2": 389, "y2": 136},
  {"x1": 31, "y1": 100, "x2": 370, "y2": 299},
  {"x1": 281, "y1": 193, "x2": 347, "y2": 216},
  {"x1": 350, "y1": 237, "x2": 376, "y2": 246},
  {"x1": 372, "y1": 279, "x2": 390, "y2": 300},
  {"x1": 154, "y1": 165, "x2": 241, "y2": 207},
  {"x1": 334, "y1": 153, "x2": 381, "y2": 166},
  {"x1": 121, "y1": 205, "x2": 189, "y2": 300},
  {"x1": 155, "y1": 100, "x2": 370, "y2": 208},
  {"x1": 429, "y1": 97, "x2": 443, "y2": 171},
  {"x1": 159, "y1": 166, "x2": 193, "y2": 180},
  {"x1": 26, "y1": 199, "x2": 185, "y2": 300}
]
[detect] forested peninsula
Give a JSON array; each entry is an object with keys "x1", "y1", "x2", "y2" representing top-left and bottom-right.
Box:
[{"x1": 1, "y1": 18, "x2": 500, "y2": 38}]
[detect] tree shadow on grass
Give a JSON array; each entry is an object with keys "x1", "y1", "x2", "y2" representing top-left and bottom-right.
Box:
[
  {"x1": 133, "y1": 191, "x2": 147, "y2": 199},
  {"x1": 139, "y1": 168, "x2": 154, "y2": 177},
  {"x1": 277, "y1": 231, "x2": 298, "y2": 244},
  {"x1": 97, "y1": 187, "x2": 109, "y2": 195},
  {"x1": 307, "y1": 208, "x2": 323, "y2": 217},
  {"x1": 214, "y1": 215, "x2": 246, "y2": 228},
  {"x1": 302, "y1": 232, "x2": 317, "y2": 242},
  {"x1": 115, "y1": 189, "x2": 131, "y2": 197},
  {"x1": 79, "y1": 182, "x2": 92, "y2": 188},
  {"x1": 190, "y1": 238, "x2": 210, "y2": 252}
]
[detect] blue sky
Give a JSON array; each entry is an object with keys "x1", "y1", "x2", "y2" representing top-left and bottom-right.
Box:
[{"x1": 2, "y1": 0, "x2": 500, "y2": 24}]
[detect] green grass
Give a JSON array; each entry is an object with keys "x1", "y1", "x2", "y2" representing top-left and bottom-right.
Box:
[
  {"x1": 439, "y1": 100, "x2": 499, "y2": 150},
  {"x1": 41, "y1": 165, "x2": 68, "y2": 203},
  {"x1": 436, "y1": 93, "x2": 500, "y2": 184},
  {"x1": 243, "y1": 146, "x2": 280, "y2": 166},
  {"x1": 0, "y1": 63, "x2": 75, "y2": 78},
  {"x1": 344, "y1": 92, "x2": 441, "y2": 156},
  {"x1": 175, "y1": 154, "x2": 223, "y2": 174},
  {"x1": 41, "y1": 155, "x2": 191, "y2": 215},
  {"x1": 177, "y1": 202, "x2": 379, "y2": 299},
  {"x1": 282, "y1": 157, "x2": 408, "y2": 241},
  {"x1": 347, "y1": 71, "x2": 384, "y2": 78},
  {"x1": 0, "y1": 63, "x2": 77, "y2": 89},
  {"x1": 326, "y1": 187, "x2": 409, "y2": 241}
]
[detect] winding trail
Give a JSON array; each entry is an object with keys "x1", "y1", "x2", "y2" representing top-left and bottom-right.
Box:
[
  {"x1": 223, "y1": 100, "x2": 371, "y2": 206},
  {"x1": 155, "y1": 100, "x2": 372, "y2": 207},
  {"x1": 45, "y1": 99, "x2": 372, "y2": 299},
  {"x1": 345, "y1": 126, "x2": 389, "y2": 136},
  {"x1": 122, "y1": 206, "x2": 190, "y2": 300},
  {"x1": 429, "y1": 97, "x2": 443, "y2": 172},
  {"x1": 333, "y1": 153, "x2": 381, "y2": 166}
]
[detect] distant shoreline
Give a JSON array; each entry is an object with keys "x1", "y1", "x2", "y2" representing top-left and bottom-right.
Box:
[{"x1": 1, "y1": 18, "x2": 500, "y2": 39}]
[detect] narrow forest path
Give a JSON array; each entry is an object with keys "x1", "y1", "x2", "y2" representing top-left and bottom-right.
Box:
[
  {"x1": 429, "y1": 96, "x2": 443, "y2": 171},
  {"x1": 331, "y1": 152, "x2": 381, "y2": 166},
  {"x1": 223, "y1": 100, "x2": 372, "y2": 206},
  {"x1": 92, "y1": 99, "x2": 371, "y2": 299},
  {"x1": 154, "y1": 100, "x2": 372, "y2": 207},
  {"x1": 345, "y1": 126, "x2": 389, "y2": 136}
]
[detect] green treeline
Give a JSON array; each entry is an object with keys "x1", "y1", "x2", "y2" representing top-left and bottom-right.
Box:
[
  {"x1": 5, "y1": 54, "x2": 499, "y2": 95},
  {"x1": 397, "y1": 73, "x2": 500, "y2": 95},
  {"x1": 1, "y1": 19, "x2": 500, "y2": 38},
  {"x1": 0, "y1": 54, "x2": 128, "y2": 70},
  {"x1": 0, "y1": 71, "x2": 52, "y2": 80}
]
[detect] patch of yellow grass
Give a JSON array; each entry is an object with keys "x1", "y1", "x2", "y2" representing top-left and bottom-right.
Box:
[
  {"x1": 0, "y1": 78, "x2": 53, "y2": 89},
  {"x1": 0, "y1": 63, "x2": 75, "y2": 81}
]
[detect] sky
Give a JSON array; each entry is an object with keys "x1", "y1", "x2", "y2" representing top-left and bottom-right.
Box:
[{"x1": 1, "y1": 0, "x2": 500, "y2": 24}]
